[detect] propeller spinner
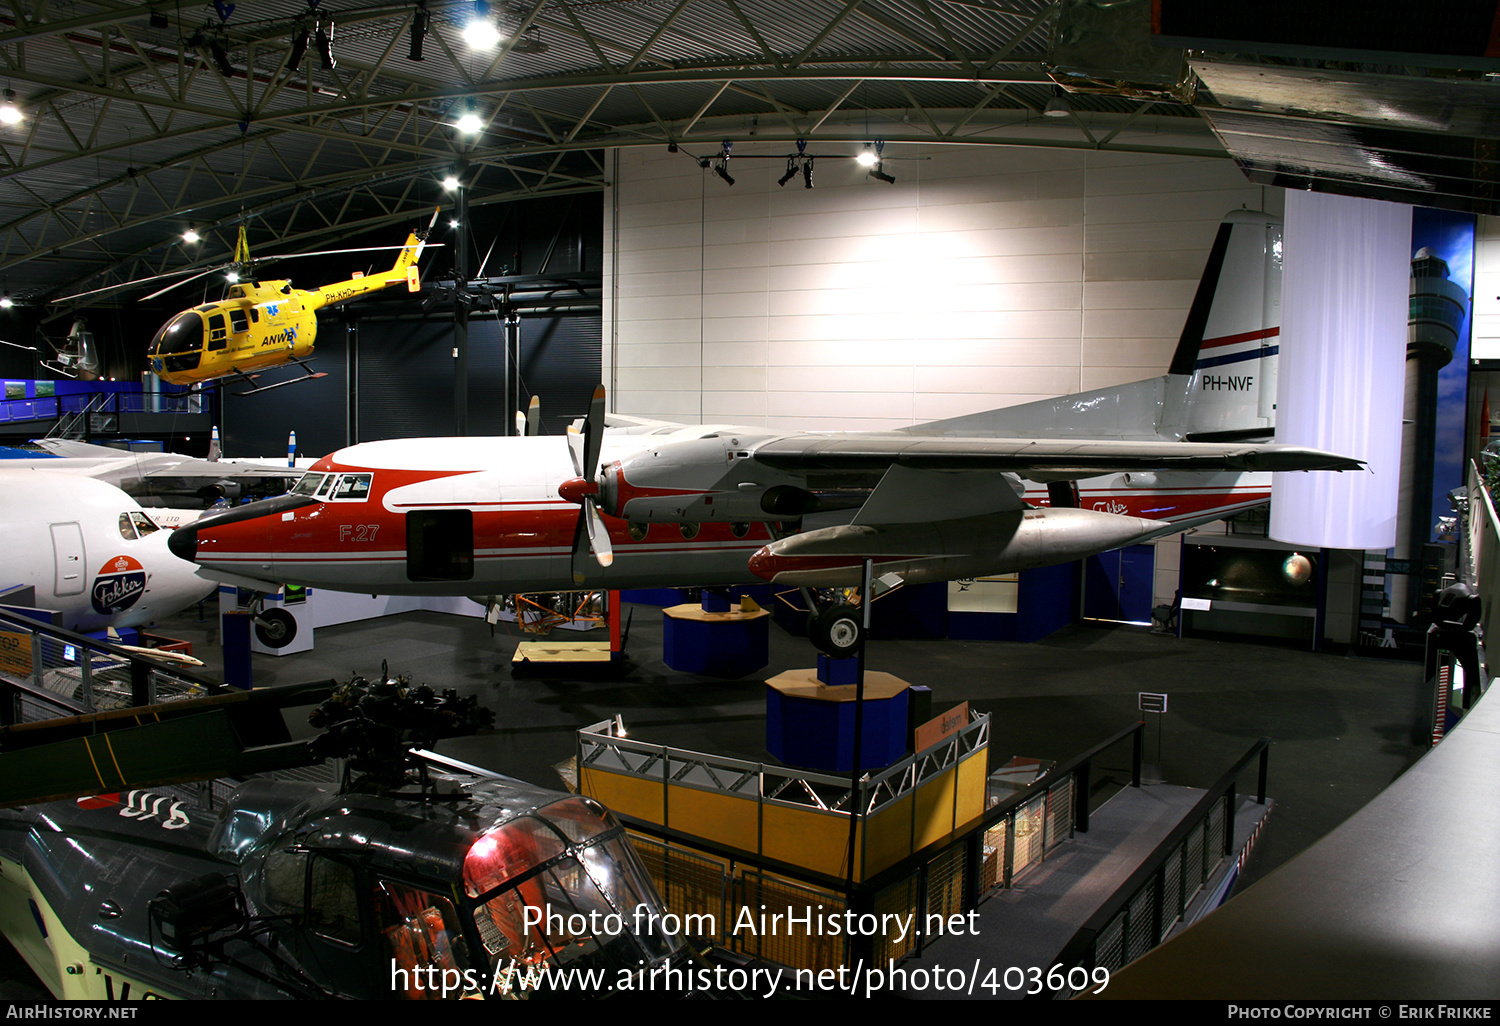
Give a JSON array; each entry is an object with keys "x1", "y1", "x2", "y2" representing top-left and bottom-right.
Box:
[{"x1": 560, "y1": 385, "x2": 613, "y2": 582}]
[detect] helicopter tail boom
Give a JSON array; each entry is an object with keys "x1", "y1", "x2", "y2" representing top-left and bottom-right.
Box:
[{"x1": 305, "y1": 209, "x2": 436, "y2": 311}]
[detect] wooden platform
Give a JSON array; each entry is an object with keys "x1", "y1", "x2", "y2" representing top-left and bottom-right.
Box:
[{"x1": 510, "y1": 640, "x2": 620, "y2": 678}]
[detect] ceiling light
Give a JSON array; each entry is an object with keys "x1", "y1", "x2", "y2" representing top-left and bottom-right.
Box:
[
  {"x1": 442, "y1": 174, "x2": 460, "y2": 190},
  {"x1": 0, "y1": 90, "x2": 22, "y2": 125},
  {"x1": 449, "y1": 219, "x2": 461, "y2": 229},
  {"x1": 464, "y1": 2, "x2": 503, "y2": 48},
  {"x1": 182, "y1": 230, "x2": 200, "y2": 244},
  {"x1": 1043, "y1": 92, "x2": 1072, "y2": 118},
  {"x1": 0, "y1": 295, "x2": 13, "y2": 309},
  {"x1": 856, "y1": 144, "x2": 878, "y2": 167},
  {"x1": 456, "y1": 112, "x2": 483, "y2": 134}
]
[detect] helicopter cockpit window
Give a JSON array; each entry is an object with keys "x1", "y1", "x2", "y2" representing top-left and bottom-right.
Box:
[
  {"x1": 462, "y1": 803, "x2": 685, "y2": 988},
  {"x1": 376, "y1": 880, "x2": 476, "y2": 1000},
  {"x1": 130, "y1": 512, "x2": 160, "y2": 537},
  {"x1": 308, "y1": 855, "x2": 361, "y2": 945},
  {"x1": 229, "y1": 308, "x2": 249, "y2": 334},
  {"x1": 148, "y1": 312, "x2": 204, "y2": 373},
  {"x1": 328, "y1": 474, "x2": 372, "y2": 501},
  {"x1": 291, "y1": 473, "x2": 324, "y2": 496},
  {"x1": 117, "y1": 513, "x2": 136, "y2": 540}
]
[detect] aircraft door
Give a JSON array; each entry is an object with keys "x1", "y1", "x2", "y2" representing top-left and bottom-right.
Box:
[
  {"x1": 50, "y1": 522, "x2": 85, "y2": 596},
  {"x1": 1083, "y1": 544, "x2": 1155, "y2": 624}
]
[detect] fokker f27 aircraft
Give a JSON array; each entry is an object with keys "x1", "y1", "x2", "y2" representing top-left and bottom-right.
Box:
[{"x1": 168, "y1": 211, "x2": 1360, "y2": 654}]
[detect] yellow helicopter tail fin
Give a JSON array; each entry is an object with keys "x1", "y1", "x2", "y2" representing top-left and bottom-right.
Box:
[{"x1": 392, "y1": 207, "x2": 440, "y2": 275}]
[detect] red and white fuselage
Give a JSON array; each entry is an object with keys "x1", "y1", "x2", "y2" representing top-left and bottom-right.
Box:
[{"x1": 172, "y1": 432, "x2": 779, "y2": 595}]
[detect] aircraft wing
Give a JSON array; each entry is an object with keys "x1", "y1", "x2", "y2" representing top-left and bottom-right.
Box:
[
  {"x1": 135, "y1": 458, "x2": 296, "y2": 481},
  {"x1": 746, "y1": 433, "x2": 1364, "y2": 476}
]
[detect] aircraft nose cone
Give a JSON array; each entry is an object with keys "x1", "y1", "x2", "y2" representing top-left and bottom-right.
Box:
[{"x1": 167, "y1": 526, "x2": 198, "y2": 562}]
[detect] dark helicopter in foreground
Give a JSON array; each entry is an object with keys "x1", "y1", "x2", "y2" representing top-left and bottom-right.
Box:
[{"x1": 0, "y1": 672, "x2": 692, "y2": 999}]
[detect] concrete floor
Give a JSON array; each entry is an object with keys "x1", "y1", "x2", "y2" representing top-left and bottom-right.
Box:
[{"x1": 156, "y1": 597, "x2": 1431, "y2": 896}]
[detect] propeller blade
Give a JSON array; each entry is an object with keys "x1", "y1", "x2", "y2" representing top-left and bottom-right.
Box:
[
  {"x1": 569, "y1": 507, "x2": 592, "y2": 584},
  {"x1": 526, "y1": 395, "x2": 541, "y2": 436},
  {"x1": 582, "y1": 384, "x2": 606, "y2": 477},
  {"x1": 585, "y1": 500, "x2": 614, "y2": 568},
  {"x1": 567, "y1": 421, "x2": 585, "y2": 478}
]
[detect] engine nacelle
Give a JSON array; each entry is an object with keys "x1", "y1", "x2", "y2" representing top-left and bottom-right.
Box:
[{"x1": 747, "y1": 506, "x2": 1165, "y2": 587}]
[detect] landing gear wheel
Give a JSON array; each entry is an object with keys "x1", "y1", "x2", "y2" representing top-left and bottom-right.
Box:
[
  {"x1": 810, "y1": 604, "x2": 862, "y2": 658},
  {"x1": 254, "y1": 607, "x2": 297, "y2": 649}
]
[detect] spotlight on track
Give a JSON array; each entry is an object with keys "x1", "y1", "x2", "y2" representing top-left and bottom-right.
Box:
[
  {"x1": 316, "y1": 20, "x2": 336, "y2": 69},
  {"x1": 802, "y1": 158, "x2": 814, "y2": 189},
  {"x1": 777, "y1": 159, "x2": 798, "y2": 187},
  {"x1": 288, "y1": 25, "x2": 310, "y2": 72},
  {"x1": 409, "y1": 3, "x2": 428, "y2": 61},
  {"x1": 209, "y1": 38, "x2": 235, "y2": 78}
]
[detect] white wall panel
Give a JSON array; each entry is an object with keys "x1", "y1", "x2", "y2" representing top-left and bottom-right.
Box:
[{"x1": 605, "y1": 144, "x2": 1262, "y2": 431}]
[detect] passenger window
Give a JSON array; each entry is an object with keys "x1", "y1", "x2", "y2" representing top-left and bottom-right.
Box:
[
  {"x1": 117, "y1": 513, "x2": 136, "y2": 540},
  {"x1": 229, "y1": 308, "x2": 249, "y2": 333},
  {"x1": 208, "y1": 313, "x2": 227, "y2": 351}
]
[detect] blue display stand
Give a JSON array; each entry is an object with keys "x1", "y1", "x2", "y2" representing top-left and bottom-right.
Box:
[
  {"x1": 662, "y1": 602, "x2": 770, "y2": 676},
  {"x1": 765, "y1": 667, "x2": 910, "y2": 772},
  {"x1": 221, "y1": 609, "x2": 253, "y2": 690}
]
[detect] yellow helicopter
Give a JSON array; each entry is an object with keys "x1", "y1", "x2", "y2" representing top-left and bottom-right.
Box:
[{"x1": 142, "y1": 210, "x2": 438, "y2": 394}]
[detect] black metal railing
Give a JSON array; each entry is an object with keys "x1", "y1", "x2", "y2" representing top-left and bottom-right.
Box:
[{"x1": 1031, "y1": 736, "x2": 1272, "y2": 998}]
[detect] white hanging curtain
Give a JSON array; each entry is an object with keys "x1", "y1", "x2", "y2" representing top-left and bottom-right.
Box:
[{"x1": 1269, "y1": 191, "x2": 1409, "y2": 550}]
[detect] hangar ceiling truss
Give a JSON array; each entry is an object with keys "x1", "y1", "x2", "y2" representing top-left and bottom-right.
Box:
[{"x1": 0, "y1": 0, "x2": 1213, "y2": 305}]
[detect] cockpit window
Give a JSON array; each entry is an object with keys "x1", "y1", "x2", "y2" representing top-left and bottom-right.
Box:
[
  {"x1": 328, "y1": 474, "x2": 372, "y2": 501},
  {"x1": 130, "y1": 512, "x2": 160, "y2": 537},
  {"x1": 292, "y1": 473, "x2": 325, "y2": 496},
  {"x1": 315, "y1": 476, "x2": 336, "y2": 498},
  {"x1": 378, "y1": 881, "x2": 476, "y2": 999},
  {"x1": 117, "y1": 513, "x2": 136, "y2": 540}
]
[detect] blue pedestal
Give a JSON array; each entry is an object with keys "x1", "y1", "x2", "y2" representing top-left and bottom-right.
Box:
[
  {"x1": 221, "y1": 610, "x2": 253, "y2": 690},
  {"x1": 765, "y1": 669, "x2": 910, "y2": 772},
  {"x1": 662, "y1": 604, "x2": 769, "y2": 677}
]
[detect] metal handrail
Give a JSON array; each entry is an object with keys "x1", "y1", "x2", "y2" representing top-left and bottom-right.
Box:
[{"x1": 1033, "y1": 735, "x2": 1273, "y2": 998}]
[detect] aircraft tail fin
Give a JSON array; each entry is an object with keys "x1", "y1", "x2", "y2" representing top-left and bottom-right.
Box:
[{"x1": 1160, "y1": 209, "x2": 1281, "y2": 441}]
